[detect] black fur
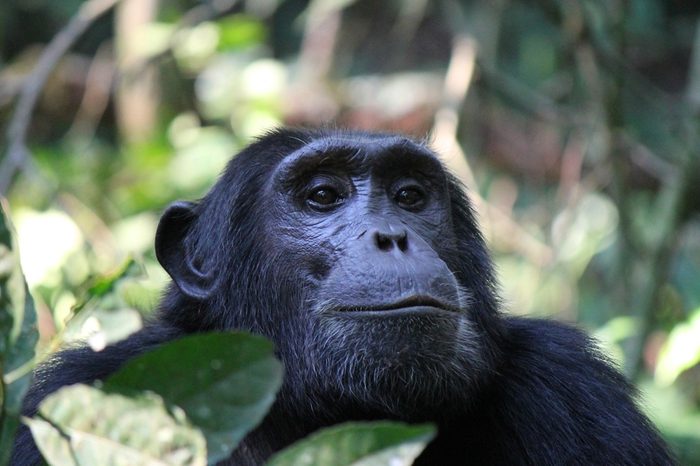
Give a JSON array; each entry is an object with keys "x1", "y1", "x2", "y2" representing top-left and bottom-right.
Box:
[{"x1": 12, "y1": 128, "x2": 673, "y2": 465}]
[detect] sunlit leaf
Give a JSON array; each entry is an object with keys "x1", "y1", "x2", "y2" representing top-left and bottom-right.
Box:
[
  {"x1": 551, "y1": 192, "x2": 618, "y2": 277},
  {"x1": 134, "y1": 22, "x2": 176, "y2": 59},
  {"x1": 241, "y1": 60, "x2": 287, "y2": 101},
  {"x1": 29, "y1": 384, "x2": 206, "y2": 466},
  {"x1": 105, "y1": 332, "x2": 283, "y2": 464},
  {"x1": 23, "y1": 417, "x2": 77, "y2": 466},
  {"x1": 267, "y1": 422, "x2": 435, "y2": 466},
  {"x1": 173, "y1": 22, "x2": 220, "y2": 72},
  {"x1": 167, "y1": 127, "x2": 236, "y2": 192},
  {"x1": 14, "y1": 208, "x2": 82, "y2": 287},
  {"x1": 217, "y1": 15, "x2": 266, "y2": 51},
  {"x1": 655, "y1": 308, "x2": 700, "y2": 386}
]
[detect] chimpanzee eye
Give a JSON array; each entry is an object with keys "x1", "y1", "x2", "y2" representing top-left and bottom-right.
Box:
[
  {"x1": 395, "y1": 186, "x2": 425, "y2": 209},
  {"x1": 308, "y1": 186, "x2": 342, "y2": 208}
]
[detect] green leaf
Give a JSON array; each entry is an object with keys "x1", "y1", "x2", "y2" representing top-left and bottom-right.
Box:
[
  {"x1": 105, "y1": 332, "x2": 283, "y2": 464},
  {"x1": 29, "y1": 384, "x2": 206, "y2": 466},
  {"x1": 217, "y1": 15, "x2": 266, "y2": 51},
  {"x1": 74, "y1": 258, "x2": 144, "y2": 311},
  {"x1": 655, "y1": 307, "x2": 700, "y2": 386},
  {"x1": 0, "y1": 199, "x2": 39, "y2": 465},
  {"x1": 23, "y1": 417, "x2": 77, "y2": 466},
  {"x1": 266, "y1": 422, "x2": 436, "y2": 466}
]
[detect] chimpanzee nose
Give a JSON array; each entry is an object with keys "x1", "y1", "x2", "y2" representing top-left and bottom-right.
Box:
[{"x1": 373, "y1": 228, "x2": 408, "y2": 253}]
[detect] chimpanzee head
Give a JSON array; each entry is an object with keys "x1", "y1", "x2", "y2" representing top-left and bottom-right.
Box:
[{"x1": 155, "y1": 129, "x2": 503, "y2": 418}]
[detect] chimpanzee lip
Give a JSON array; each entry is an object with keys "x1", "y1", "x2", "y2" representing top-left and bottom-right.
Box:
[{"x1": 336, "y1": 295, "x2": 458, "y2": 314}]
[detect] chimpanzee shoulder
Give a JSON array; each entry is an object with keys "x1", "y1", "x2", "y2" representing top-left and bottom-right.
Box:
[{"x1": 412, "y1": 318, "x2": 672, "y2": 465}]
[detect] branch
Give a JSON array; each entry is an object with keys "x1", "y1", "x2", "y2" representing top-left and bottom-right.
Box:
[
  {"x1": 0, "y1": 0, "x2": 120, "y2": 195},
  {"x1": 431, "y1": 35, "x2": 553, "y2": 265},
  {"x1": 628, "y1": 154, "x2": 700, "y2": 377}
]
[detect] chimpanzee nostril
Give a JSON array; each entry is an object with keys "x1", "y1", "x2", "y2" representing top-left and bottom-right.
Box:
[
  {"x1": 397, "y1": 232, "x2": 408, "y2": 252},
  {"x1": 373, "y1": 230, "x2": 408, "y2": 252},
  {"x1": 375, "y1": 233, "x2": 393, "y2": 251}
]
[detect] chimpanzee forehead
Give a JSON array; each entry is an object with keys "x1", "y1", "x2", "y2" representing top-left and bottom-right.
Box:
[
  {"x1": 274, "y1": 134, "x2": 443, "y2": 178},
  {"x1": 302, "y1": 133, "x2": 431, "y2": 156}
]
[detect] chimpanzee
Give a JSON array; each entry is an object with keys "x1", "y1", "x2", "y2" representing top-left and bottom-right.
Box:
[{"x1": 13, "y1": 128, "x2": 673, "y2": 465}]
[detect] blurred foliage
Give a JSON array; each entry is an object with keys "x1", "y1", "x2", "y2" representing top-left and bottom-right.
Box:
[
  {"x1": 1, "y1": 0, "x2": 700, "y2": 463},
  {"x1": 0, "y1": 201, "x2": 38, "y2": 464}
]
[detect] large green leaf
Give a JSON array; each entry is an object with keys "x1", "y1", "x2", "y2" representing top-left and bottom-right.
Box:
[
  {"x1": 266, "y1": 422, "x2": 436, "y2": 466},
  {"x1": 0, "y1": 199, "x2": 38, "y2": 465},
  {"x1": 27, "y1": 384, "x2": 206, "y2": 466},
  {"x1": 23, "y1": 417, "x2": 76, "y2": 466},
  {"x1": 105, "y1": 332, "x2": 283, "y2": 464}
]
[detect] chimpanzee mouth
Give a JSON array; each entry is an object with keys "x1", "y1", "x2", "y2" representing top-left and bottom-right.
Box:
[{"x1": 334, "y1": 295, "x2": 459, "y2": 315}]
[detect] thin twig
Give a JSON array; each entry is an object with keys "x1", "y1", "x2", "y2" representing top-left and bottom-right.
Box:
[
  {"x1": 432, "y1": 34, "x2": 478, "y2": 187},
  {"x1": 0, "y1": 0, "x2": 121, "y2": 195},
  {"x1": 432, "y1": 35, "x2": 553, "y2": 265},
  {"x1": 65, "y1": 43, "x2": 115, "y2": 143},
  {"x1": 628, "y1": 154, "x2": 699, "y2": 377}
]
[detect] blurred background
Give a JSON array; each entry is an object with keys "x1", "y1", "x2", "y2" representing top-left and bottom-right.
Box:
[{"x1": 1, "y1": 0, "x2": 699, "y2": 461}]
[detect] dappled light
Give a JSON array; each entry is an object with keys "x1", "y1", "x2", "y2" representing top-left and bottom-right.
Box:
[{"x1": 1, "y1": 0, "x2": 700, "y2": 463}]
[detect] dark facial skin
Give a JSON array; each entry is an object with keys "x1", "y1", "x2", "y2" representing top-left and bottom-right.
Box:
[
  {"x1": 269, "y1": 136, "x2": 461, "y2": 310},
  {"x1": 262, "y1": 135, "x2": 489, "y2": 415}
]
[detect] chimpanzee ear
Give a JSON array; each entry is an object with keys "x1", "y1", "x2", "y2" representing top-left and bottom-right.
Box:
[{"x1": 155, "y1": 201, "x2": 216, "y2": 300}]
